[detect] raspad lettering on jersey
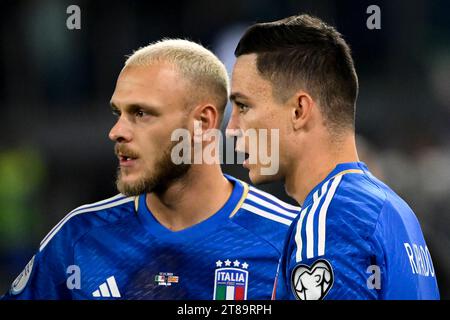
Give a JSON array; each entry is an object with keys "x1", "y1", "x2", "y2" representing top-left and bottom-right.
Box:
[{"x1": 404, "y1": 242, "x2": 436, "y2": 277}]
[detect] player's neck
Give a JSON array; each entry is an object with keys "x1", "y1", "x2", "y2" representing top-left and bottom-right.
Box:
[
  {"x1": 145, "y1": 164, "x2": 233, "y2": 231},
  {"x1": 285, "y1": 133, "x2": 359, "y2": 206}
]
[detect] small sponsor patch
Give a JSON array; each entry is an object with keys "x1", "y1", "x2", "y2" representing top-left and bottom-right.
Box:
[{"x1": 155, "y1": 272, "x2": 179, "y2": 286}]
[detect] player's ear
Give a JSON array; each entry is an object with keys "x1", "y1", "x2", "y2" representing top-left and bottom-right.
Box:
[
  {"x1": 290, "y1": 90, "x2": 314, "y2": 131},
  {"x1": 192, "y1": 103, "x2": 220, "y2": 132}
]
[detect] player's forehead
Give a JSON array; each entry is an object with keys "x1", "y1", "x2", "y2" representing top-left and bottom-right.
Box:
[
  {"x1": 232, "y1": 54, "x2": 258, "y2": 81},
  {"x1": 111, "y1": 63, "x2": 189, "y2": 108},
  {"x1": 231, "y1": 54, "x2": 273, "y2": 102},
  {"x1": 116, "y1": 63, "x2": 180, "y2": 90}
]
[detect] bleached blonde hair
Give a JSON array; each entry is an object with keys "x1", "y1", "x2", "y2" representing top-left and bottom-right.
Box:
[{"x1": 125, "y1": 39, "x2": 229, "y2": 120}]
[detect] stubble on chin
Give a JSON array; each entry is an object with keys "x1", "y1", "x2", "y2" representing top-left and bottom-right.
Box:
[{"x1": 115, "y1": 142, "x2": 191, "y2": 196}]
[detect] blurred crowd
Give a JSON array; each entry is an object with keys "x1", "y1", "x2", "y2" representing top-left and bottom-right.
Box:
[{"x1": 0, "y1": 0, "x2": 449, "y2": 298}]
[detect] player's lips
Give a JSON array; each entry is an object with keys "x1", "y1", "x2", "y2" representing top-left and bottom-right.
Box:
[
  {"x1": 118, "y1": 154, "x2": 139, "y2": 167},
  {"x1": 115, "y1": 144, "x2": 140, "y2": 168}
]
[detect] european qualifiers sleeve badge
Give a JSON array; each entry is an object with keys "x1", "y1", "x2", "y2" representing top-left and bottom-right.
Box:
[
  {"x1": 291, "y1": 259, "x2": 334, "y2": 300},
  {"x1": 213, "y1": 259, "x2": 249, "y2": 300}
]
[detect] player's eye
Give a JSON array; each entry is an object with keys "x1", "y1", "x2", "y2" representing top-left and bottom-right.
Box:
[
  {"x1": 112, "y1": 109, "x2": 121, "y2": 117},
  {"x1": 135, "y1": 109, "x2": 148, "y2": 118},
  {"x1": 235, "y1": 102, "x2": 249, "y2": 114}
]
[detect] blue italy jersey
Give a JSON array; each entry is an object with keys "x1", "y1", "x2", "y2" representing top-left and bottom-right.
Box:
[
  {"x1": 275, "y1": 162, "x2": 439, "y2": 300},
  {"x1": 2, "y1": 174, "x2": 299, "y2": 300}
]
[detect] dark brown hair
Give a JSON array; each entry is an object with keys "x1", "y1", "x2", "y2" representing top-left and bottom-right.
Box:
[{"x1": 235, "y1": 14, "x2": 359, "y2": 132}]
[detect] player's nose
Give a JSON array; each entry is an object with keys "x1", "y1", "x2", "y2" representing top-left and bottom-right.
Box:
[
  {"x1": 225, "y1": 108, "x2": 242, "y2": 137},
  {"x1": 109, "y1": 117, "x2": 132, "y2": 143}
]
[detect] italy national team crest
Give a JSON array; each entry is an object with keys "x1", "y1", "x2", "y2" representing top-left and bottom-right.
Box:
[{"x1": 213, "y1": 259, "x2": 249, "y2": 300}]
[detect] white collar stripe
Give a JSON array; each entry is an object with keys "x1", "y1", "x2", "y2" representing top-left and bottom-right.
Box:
[
  {"x1": 246, "y1": 193, "x2": 298, "y2": 218},
  {"x1": 249, "y1": 187, "x2": 300, "y2": 212},
  {"x1": 241, "y1": 203, "x2": 292, "y2": 226}
]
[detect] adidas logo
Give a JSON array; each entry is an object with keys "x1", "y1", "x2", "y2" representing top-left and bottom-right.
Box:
[{"x1": 92, "y1": 276, "x2": 121, "y2": 298}]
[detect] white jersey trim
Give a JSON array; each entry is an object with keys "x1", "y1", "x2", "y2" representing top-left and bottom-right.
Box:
[
  {"x1": 241, "y1": 203, "x2": 293, "y2": 226},
  {"x1": 246, "y1": 193, "x2": 298, "y2": 219},
  {"x1": 295, "y1": 176, "x2": 342, "y2": 262},
  {"x1": 249, "y1": 186, "x2": 300, "y2": 212},
  {"x1": 317, "y1": 175, "x2": 342, "y2": 257},
  {"x1": 39, "y1": 196, "x2": 134, "y2": 252}
]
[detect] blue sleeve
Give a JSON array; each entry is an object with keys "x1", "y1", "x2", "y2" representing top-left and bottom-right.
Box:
[
  {"x1": 2, "y1": 223, "x2": 75, "y2": 300},
  {"x1": 374, "y1": 199, "x2": 440, "y2": 299},
  {"x1": 277, "y1": 200, "x2": 383, "y2": 300}
]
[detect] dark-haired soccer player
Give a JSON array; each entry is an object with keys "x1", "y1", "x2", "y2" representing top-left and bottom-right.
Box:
[
  {"x1": 227, "y1": 14, "x2": 440, "y2": 299},
  {"x1": 3, "y1": 39, "x2": 299, "y2": 300}
]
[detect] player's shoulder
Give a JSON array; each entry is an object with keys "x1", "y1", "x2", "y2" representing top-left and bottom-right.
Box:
[
  {"x1": 39, "y1": 194, "x2": 136, "y2": 252},
  {"x1": 360, "y1": 171, "x2": 425, "y2": 239},
  {"x1": 330, "y1": 171, "x2": 387, "y2": 224},
  {"x1": 289, "y1": 170, "x2": 388, "y2": 263},
  {"x1": 333, "y1": 168, "x2": 418, "y2": 231},
  {"x1": 230, "y1": 178, "x2": 300, "y2": 253},
  {"x1": 312, "y1": 170, "x2": 388, "y2": 247},
  {"x1": 338, "y1": 169, "x2": 386, "y2": 204}
]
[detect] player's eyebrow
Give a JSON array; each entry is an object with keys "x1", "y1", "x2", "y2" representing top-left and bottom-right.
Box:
[
  {"x1": 229, "y1": 92, "x2": 250, "y2": 103},
  {"x1": 110, "y1": 101, "x2": 160, "y2": 115}
]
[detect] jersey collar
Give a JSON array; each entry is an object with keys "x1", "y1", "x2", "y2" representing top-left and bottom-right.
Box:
[
  {"x1": 136, "y1": 174, "x2": 245, "y2": 240},
  {"x1": 302, "y1": 162, "x2": 368, "y2": 208}
]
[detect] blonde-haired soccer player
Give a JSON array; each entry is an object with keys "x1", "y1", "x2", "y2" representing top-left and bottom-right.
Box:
[{"x1": 4, "y1": 39, "x2": 299, "y2": 300}]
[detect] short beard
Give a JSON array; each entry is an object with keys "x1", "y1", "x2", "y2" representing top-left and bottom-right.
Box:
[{"x1": 115, "y1": 140, "x2": 191, "y2": 196}]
